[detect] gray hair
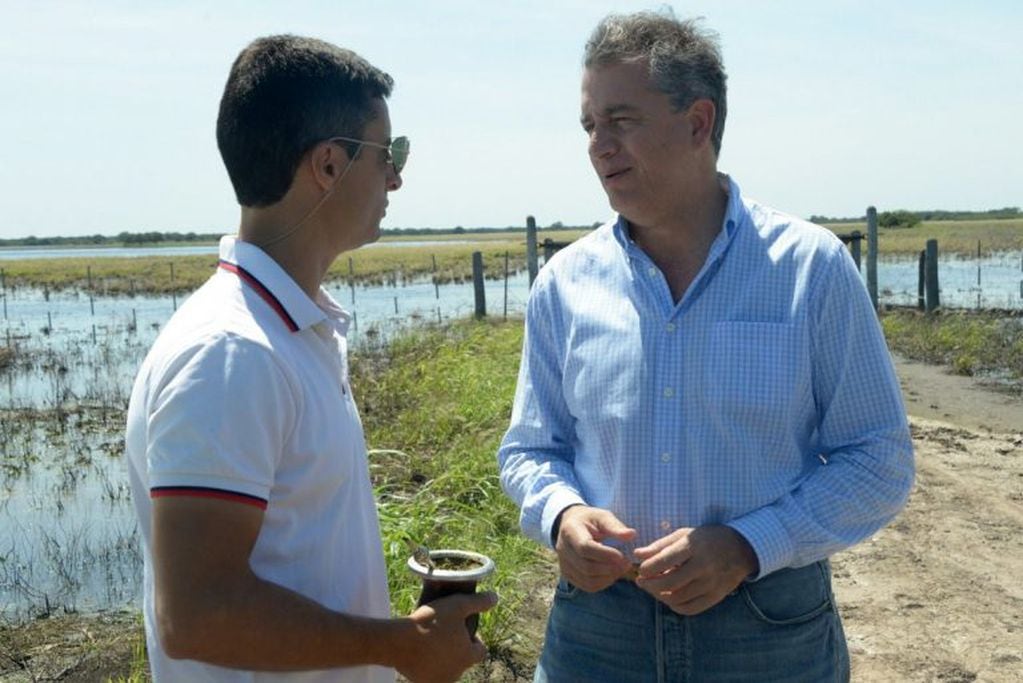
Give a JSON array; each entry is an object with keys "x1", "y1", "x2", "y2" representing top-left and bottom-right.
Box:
[{"x1": 584, "y1": 9, "x2": 727, "y2": 156}]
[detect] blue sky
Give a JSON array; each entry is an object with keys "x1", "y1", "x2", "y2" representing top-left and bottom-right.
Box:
[{"x1": 1, "y1": 1, "x2": 1020, "y2": 238}]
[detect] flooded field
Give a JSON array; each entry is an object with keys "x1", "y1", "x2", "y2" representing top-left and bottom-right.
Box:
[
  {"x1": 0, "y1": 250, "x2": 1020, "y2": 622},
  {"x1": 0, "y1": 272, "x2": 532, "y2": 622}
]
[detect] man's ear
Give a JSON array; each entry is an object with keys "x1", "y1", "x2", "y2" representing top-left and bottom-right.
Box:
[
  {"x1": 308, "y1": 141, "x2": 350, "y2": 190},
  {"x1": 686, "y1": 99, "x2": 716, "y2": 150}
]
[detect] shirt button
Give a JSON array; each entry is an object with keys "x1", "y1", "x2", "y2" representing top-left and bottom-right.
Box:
[
  {"x1": 663, "y1": 387, "x2": 674, "y2": 398},
  {"x1": 666, "y1": 323, "x2": 676, "y2": 333},
  {"x1": 647, "y1": 266, "x2": 658, "y2": 276},
  {"x1": 660, "y1": 520, "x2": 671, "y2": 531},
  {"x1": 660, "y1": 452, "x2": 671, "y2": 463}
]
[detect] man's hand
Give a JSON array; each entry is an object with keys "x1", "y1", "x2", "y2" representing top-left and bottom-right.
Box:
[
  {"x1": 632, "y1": 525, "x2": 758, "y2": 615},
  {"x1": 554, "y1": 506, "x2": 636, "y2": 592},
  {"x1": 395, "y1": 591, "x2": 497, "y2": 683}
]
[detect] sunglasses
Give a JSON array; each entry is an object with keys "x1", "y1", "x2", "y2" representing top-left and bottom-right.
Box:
[{"x1": 328, "y1": 135, "x2": 410, "y2": 174}]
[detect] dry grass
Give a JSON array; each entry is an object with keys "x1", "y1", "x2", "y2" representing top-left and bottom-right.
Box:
[
  {"x1": 823, "y1": 218, "x2": 1023, "y2": 255},
  {"x1": 0, "y1": 611, "x2": 144, "y2": 682},
  {"x1": 0, "y1": 229, "x2": 589, "y2": 295}
]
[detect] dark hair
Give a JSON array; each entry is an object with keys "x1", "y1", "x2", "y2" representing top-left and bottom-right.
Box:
[
  {"x1": 584, "y1": 10, "x2": 727, "y2": 156},
  {"x1": 216, "y1": 35, "x2": 393, "y2": 207}
]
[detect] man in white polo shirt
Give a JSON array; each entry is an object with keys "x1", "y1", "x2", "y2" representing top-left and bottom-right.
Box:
[{"x1": 125, "y1": 35, "x2": 496, "y2": 682}]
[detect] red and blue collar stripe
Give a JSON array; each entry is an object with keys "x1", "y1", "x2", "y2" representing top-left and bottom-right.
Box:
[
  {"x1": 151, "y1": 485, "x2": 268, "y2": 510},
  {"x1": 218, "y1": 260, "x2": 299, "y2": 332}
]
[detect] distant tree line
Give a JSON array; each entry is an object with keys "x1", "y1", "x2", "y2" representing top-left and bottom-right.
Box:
[
  {"x1": 381, "y1": 221, "x2": 598, "y2": 237},
  {"x1": 0, "y1": 231, "x2": 222, "y2": 248},
  {"x1": 3, "y1": 208, "x2": 1018, "y2": 247},
  {"x1": 0, "y1": 223, "x2": 596, "y2": 248},
  {"x1": 810, "y1": 207, "x2": 1021, "y2": 227}
]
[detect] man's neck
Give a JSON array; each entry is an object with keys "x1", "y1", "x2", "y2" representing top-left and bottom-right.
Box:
[
  {"x1": 238, "y1": 205, "x2": 330, "y2": 301},
  {"x1": 628, "y1": 173, "x2": 729, "y2": 302}
]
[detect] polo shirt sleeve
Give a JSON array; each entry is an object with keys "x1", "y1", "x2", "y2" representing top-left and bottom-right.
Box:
[{"x1": 145, "y1": 332, "x2": 298, "y2": 507}]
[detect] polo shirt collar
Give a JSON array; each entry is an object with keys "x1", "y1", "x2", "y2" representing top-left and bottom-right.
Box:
[{"x1": 217, "y1": 236, "x2": 328, "y2": 333}]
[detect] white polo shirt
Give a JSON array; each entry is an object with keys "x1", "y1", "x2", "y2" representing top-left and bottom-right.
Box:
[{"x1": 125, "y1": 236, "x2": 393, "y2": 683}]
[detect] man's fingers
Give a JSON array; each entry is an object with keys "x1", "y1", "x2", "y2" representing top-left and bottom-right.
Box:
[
  {"x1": 632, "y1": 533, "x2": 675, "y2": 559},
  {"x1": 456, "y1": 590, "x2": 499, "y2": 617},
  {"x1": 636, "y1": 541, "x2": 693, "y2": 577},
  {"x1": 469, "y1": 637, "x2": 488, "y2": 663},
  {"x1": 590, "y1": 512, "x2": 637, "y2": 543},
  {"x1": 666, "y1": 588, "x2": 721, "y2": 616},
  {"x1": 562, "y1": 506, "x2": 636, "y2": 544},
  {"x1": 638, "y1": 564, "x2": 703, "y2": 597}
]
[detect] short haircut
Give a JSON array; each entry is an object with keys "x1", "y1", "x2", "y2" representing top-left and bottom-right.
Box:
[
  {"x1": 217, "y1": 35, "x2": 393, "y2": 207},
  {"x1": 584, "y1": 9, "x2": 727, "y2": 156}
]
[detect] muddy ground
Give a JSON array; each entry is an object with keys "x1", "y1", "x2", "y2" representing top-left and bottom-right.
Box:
[{"x1": 2, "y1": 354, "x2": 1021, "y2": 682}]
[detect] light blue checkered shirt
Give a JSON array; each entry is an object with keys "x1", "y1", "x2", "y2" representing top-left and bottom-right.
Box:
[{"x1": 498, "y1": 176, "x2": 914, "y2": 579}]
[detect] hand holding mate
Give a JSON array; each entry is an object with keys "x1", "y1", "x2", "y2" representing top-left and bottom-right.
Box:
[{"x1": 395, "y1": 591, "x2": 499, "y2": 683}]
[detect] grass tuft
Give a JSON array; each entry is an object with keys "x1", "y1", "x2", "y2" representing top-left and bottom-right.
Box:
[
  {"x1": 352, "y1": 318, "x2": 549, "y2": 653},
  {"x1": 881, "y1": 309, "x2": 1023, "y2": 385}
]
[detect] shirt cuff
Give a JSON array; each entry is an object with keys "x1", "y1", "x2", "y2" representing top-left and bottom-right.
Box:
[
  {"x1": 727, "y1": 507, "x2": 795, "y2": 580},
  {"x1": 541, "y1": 489, "x2": 587, "y2": 550}
]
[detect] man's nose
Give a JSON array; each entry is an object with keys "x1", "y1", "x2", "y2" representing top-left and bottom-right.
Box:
[
  {"x1": 387, "y1": 168, "x2": 402, "y2": 191},
  {"x1": 589, "y1": 128, "x2": 617, "y2": 159}
]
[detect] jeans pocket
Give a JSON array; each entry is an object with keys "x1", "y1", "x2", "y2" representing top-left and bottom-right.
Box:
[
  {"x1": 740, "y1": 561, "x2": 835, "y2": 626},
  {"x1": 553, "y1": 577, "x2": 581, "y2": 601}
]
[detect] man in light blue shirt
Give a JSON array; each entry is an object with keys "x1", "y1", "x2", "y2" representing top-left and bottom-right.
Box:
[{"x1": 498, "y1": 10, "x2": 914, "y2": 682}]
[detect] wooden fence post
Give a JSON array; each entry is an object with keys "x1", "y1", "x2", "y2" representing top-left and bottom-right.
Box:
[
  {"x1": 543, "y1": 238, "x2": 556, "y2": 263},
  {"x1": 917, "y1": 251, "x2": 926, "y2": 311},
  {"x1": 432, "y1": 254, "x2": 439, "y2": 299},
  {"x1": 472, "y1": 251, "x2": 486, "y2": 319},
  {"x1": 850, "y1": 231, "x2": 862, "y2": 271},
  {"x1": 866, "y1": 207, "x2": 878, "y2": 310},
  {"x1": 86, "y1": 266, "x2": 95, "y2": 316},
  {"x1": 170, "y1": 262, "x2": 177, "y2": 311},
  {"x1": 526, "y1": 216, "x2": 538, "y2": 287},
  {"x1": 976, "y1": 240, "x2": 981, "y2": 309},
  {"x1": 925, "y1": 239, "x2": 940, "y2": 313},
  {"x1": 348, "y1": 257, "x2": 355, "y2": 304}
]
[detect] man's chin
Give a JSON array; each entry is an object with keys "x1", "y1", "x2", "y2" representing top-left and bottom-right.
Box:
[{"x1": 367, "y1": 224, "x2": 381, "y2": 245}]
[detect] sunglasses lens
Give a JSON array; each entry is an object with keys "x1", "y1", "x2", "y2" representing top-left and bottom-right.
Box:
[{"x1": 391, "y1": 136, "x2": 410, "y2": 173}]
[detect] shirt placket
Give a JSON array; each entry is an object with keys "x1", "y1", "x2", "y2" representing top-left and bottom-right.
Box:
[{"x1": 650, "y1": 304, "x2": 685, "y2": 542}]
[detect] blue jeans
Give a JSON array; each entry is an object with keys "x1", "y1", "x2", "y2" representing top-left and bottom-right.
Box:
[{"x1": 534, "y1": 561, "x2": 849, "y2": 682}]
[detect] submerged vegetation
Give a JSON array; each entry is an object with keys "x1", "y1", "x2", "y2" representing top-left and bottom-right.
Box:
[{"x1": 881, "y1": 309, "x2": 1023, "y2": 388}]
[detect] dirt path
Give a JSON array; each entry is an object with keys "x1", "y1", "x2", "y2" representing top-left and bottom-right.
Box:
[{"x1": 833, "y1": 354, "x2": 1023, "y2": 682}]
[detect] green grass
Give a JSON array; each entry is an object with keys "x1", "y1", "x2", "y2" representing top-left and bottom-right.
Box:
[
  {"x1": 106, "y1": 625, "x2": 149, "y2": 682},
  {"x1": 881, "y1": 309, "x2": 1023, "y2": 381},
  {"x1": 353, "y1": 318, "x2": 544, "y2": 650}
]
